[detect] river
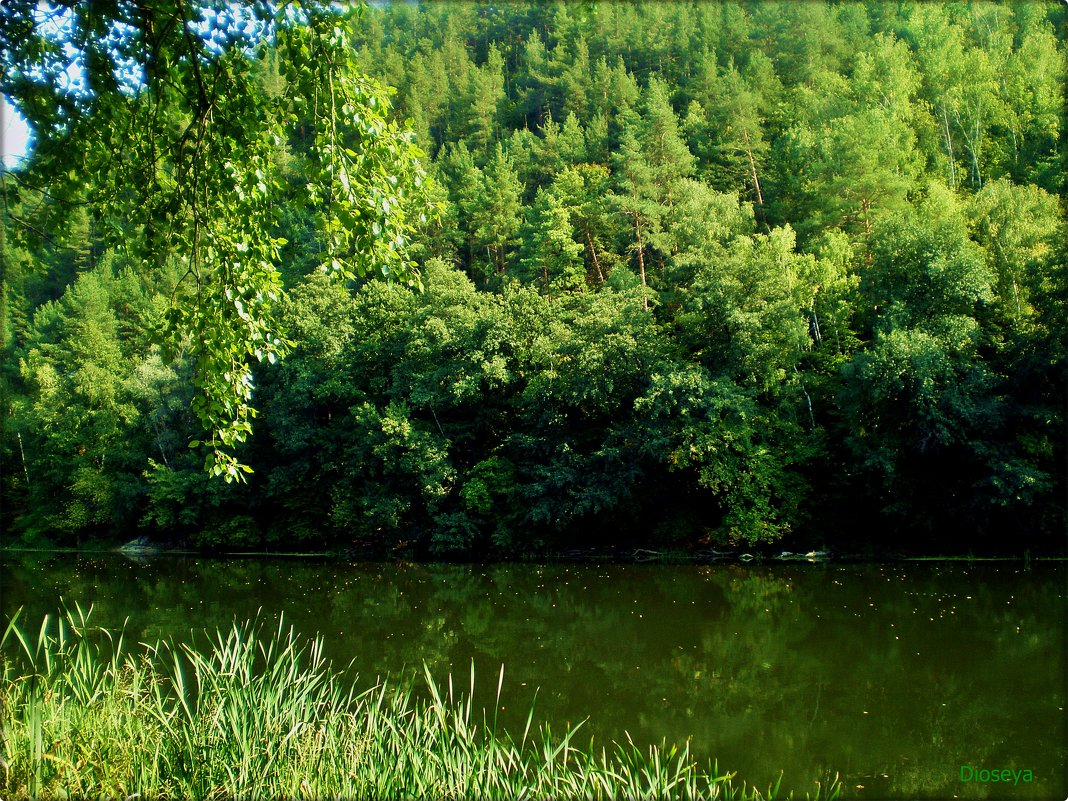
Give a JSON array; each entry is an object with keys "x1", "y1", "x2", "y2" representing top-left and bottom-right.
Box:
[{"x1": 1, "y1": 554, "x2": 1064, "y2": 799}]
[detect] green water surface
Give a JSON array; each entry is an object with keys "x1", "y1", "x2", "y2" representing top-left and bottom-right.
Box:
[{"x1": 1, "y1": 555, "x2": 1064, "y2": 799}]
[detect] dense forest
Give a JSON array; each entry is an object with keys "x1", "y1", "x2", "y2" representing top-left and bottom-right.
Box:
[{"x1": 1, "y1": 1, "x2": 1065, "y2": 557}]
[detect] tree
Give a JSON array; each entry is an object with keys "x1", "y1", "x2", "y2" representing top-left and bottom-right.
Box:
[
  {"x1": 969, "y1": 178, "x2": 1063, "y2": 325},
  {"x1": 454, "y1": 43, "x2": 505, "y2": 152},
  {"x1": 535, "y1": 111, "x2": 586, "y2": 176},
  {"x1": 769, "y1": 55, "x2": 921, "y2": 246},
  {"x1": 750, "y1": 2, "x2": 855, "y2": 85},
  {"x1": 838, "y1": 185, "x2": 1011, "y2": 540},
  {"x1": 676, "y1": 226, "x2": 813, "y2": 395},
  {"x1": 609, "y1": 123, "x2": 658, "y2": 310},
  {"x1": 14, "y1": 264, "x2": 158, "y2": 543},
  {"x1": 999, "y1": 21, "x2": 1064, "y2": 192},
  {"x1": 518, "y1": 185, "x2": 584, "y2": 297},
  {"x1": 664, "y1": 180, "x2": 754, "y2": 292},
  {"x1": 899, "y1": 3, "x2": 1017, "y2": 192},
  {"x1": 0, "y1": 2, "x2": 427, "y2": 479},
  {"x1": 608, "y1": 82, "x2": 695, "y2": 309},
  {"x1": 548, "y1": 165, "x2": 620, "y2": 286},
  {"x1": 515, "y1": 29, "x2": 552, "y2": 129},
  {"x1": 809, "y1": 108, "x2": 920, "y2": 239},
  {"x1": 688, "y1": 60, "x2": 772, "y2": 213},
  {"x1": 470, "y1": 143, "x2": 524, "y2": 283},
  {"x1": 640, "y1": 77, "x2": 695, "y2": 200},
  {"x1": 4, "y1": 0, "x2": 1064, "y2": 551},
  {"x1": 403, "y1": 48, "x2": 451, "y2": 151},
  {"x1": 557, "y1": 37, "x2": 592, "y2": 122},
  {"x1": 633, "y1": 364, "x2": 807, "y2": 545},
  {"x1": 440, "y1": 141, "x2": 484, "y2": 269},
  {"x1": 589, "y1": 56, "x2": 639, "y2": 132},
  {"x1": 863, "y1": 183, "x2": 994, "y2": 336}
]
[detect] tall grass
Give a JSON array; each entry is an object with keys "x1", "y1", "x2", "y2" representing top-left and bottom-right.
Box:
[{"x1": 0, "y1": 606, "x2": 839, "y2": 800}]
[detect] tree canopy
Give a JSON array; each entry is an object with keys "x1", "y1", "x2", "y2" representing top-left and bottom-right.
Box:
[
  {"x1": 2, "y1": 0, "x2": 1064, "y2": 556},
  {"x1": 0, "y1": 1, "x2": 425, "y2": 479}
]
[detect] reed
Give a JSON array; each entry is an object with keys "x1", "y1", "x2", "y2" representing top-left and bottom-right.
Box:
[{"x1": 0, "y1": 606, "x2": 839, "y2": 800}]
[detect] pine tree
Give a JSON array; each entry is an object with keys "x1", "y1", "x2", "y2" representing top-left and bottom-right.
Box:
[
  {"x1": 518, "y1": 186, "x2": 585, "y2": 298},
  {"x1": 472, "y1": 143, "x2": 524, "y2": 283}
]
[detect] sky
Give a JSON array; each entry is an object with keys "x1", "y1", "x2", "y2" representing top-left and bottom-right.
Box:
[
  {"x1": 1, "y1": 96, "x2": 32, "y2": 168},
  {"x1": 0, "y1": 3, "x2": 267, "y2": 170}
]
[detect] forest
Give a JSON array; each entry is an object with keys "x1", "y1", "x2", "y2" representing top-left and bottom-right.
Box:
[{"x1": 1, "y1": 0, "x2": 1065, "y2": 558}]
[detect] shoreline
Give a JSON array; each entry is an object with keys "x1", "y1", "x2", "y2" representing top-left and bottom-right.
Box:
[{"x1": 1, "y1": 543, "x2": 1063, "y2": 563}]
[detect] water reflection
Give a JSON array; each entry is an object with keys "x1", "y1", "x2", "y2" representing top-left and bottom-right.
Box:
[{"x1": 1, "y1": 555, "x2": 1064, "y2": 799}]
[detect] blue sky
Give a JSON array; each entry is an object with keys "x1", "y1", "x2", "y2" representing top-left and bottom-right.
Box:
[
  {"x1": 2, "y1": 96, "x2": 32, "y2": 168},
  {"x1": 0, "y1": 3, "x2": 276, "y2": 169}
]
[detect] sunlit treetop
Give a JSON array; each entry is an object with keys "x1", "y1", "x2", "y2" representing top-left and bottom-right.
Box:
[{"x1": 0, "y1": 1, "x2": 428, "y2": 481}]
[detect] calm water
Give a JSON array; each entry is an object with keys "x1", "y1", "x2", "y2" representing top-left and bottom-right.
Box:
[{"x1": 1, "y1": 554, "x2": 1064, "y2": 799}]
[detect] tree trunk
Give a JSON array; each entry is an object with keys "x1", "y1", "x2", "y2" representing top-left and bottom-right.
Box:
[
  {"x1": 585, "y1": 223, "x2": 604, "y2": 284},
  {"x1": 742, "y1": 129, "x2": 765, "y2": 210},
  {"x1": 809, "y1": 307, "x2": 822, "y2": 347},
  {"x1": 940, "y1": 103, "x2": 957, "y2": 190},
  {"x1": 633, "y1": 215, "x2": 649, "y2": 311},
  {"x1": 951, "y1": 104, "x2": 984, "y2": 189},
  {"x1": 794, "y1": 366, "x2": 816, "y2": 432},
  {"x1": 17, "y1": 432, "x2": 30, "y2": 488}
]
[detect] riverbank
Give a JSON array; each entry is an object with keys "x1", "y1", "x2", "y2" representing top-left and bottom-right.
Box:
[
  {"x1": 2, "y1": 539, "x2": 1063, "y2": 564},
  {"x1": 0, "y1": 609, "x2": 840, "y2": 801}
]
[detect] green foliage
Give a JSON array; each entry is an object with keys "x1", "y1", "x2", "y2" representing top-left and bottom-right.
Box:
[
  {"x1": 2, "y1": 0, "x2": 1064, "y2": 553},
  {"x1": 518, "y1": 186, "x2": 585, "y2": 296},
  {"x1": 968, "y1": 178, "x2": 1064, "y2": 324},
  {"x1": 13, "y1": 266, "x2": 153, "y2": 542},
  {"x1": 676, "y1": 225, "x2": 813, "y2": 394},
  {"x1": 471, "y1": 144, "x2": 525, "y2": 284},
  {"x1": 864, "y1": 183, "x2": 994, "y2": 333},
  {"x1": 1, "y1": 2, "x2": 427, "y2": 479},
  {"x1": 634, "y1": 366, "x2": 807, "y2": 544}
]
